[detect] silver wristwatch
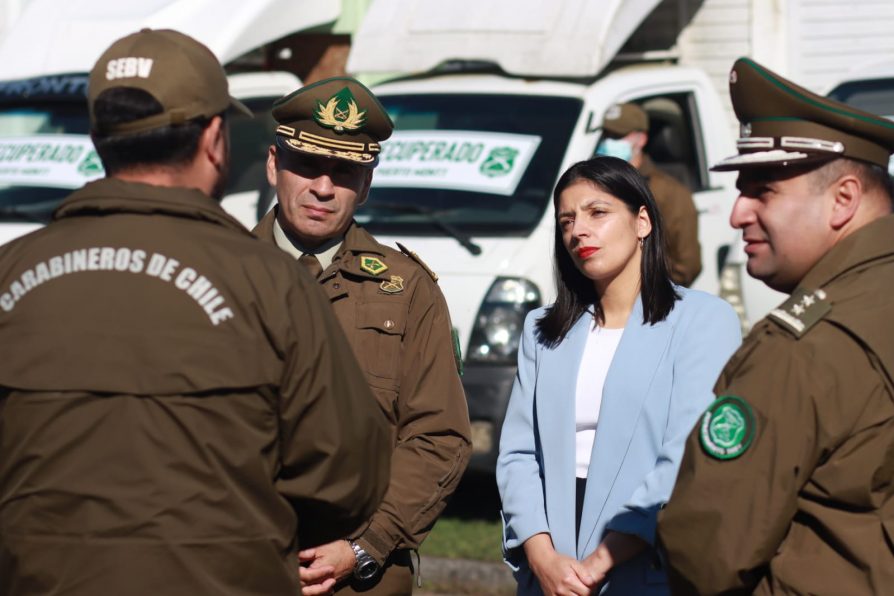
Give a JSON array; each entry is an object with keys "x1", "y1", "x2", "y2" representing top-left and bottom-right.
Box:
[{"x1": 349, "y1": 540, "x2": 380, "y2": 581}]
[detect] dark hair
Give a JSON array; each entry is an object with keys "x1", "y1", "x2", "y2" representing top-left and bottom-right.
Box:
[
  {"x1": 91, "y1": 87, "x2": 217, "y2": 175},
  {"x1": 535, "y1": 156, "x2": 680, "y2": 347}
]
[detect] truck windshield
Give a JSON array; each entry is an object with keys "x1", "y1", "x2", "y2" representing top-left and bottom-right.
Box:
[
  {"x1": 361, "y1": 93, "x2": 582, "y2": 236},
  {"x1": 827, "y1": 77, "x2": 894, "y2": 117},
  {"x1": 0, "y1": 75, "x2": 275, "y2": 224},
  {"x1": 0, "y1": 101, "x2": 95, "y2": 223},
  {"x1": 827, "y1": 77, "x2": 894, "y2": 174}
]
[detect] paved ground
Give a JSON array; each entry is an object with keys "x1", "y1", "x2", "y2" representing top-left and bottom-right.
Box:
[{"x1": 417, "y1": 555, "x2": 514, "y2": 595}]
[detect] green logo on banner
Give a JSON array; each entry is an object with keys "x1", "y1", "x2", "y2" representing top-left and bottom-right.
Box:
[
  {"x1": 479, "y1": 146, "x2": 518, "y2": 177},
  {"x1": 699, "y1": 395, "x2": 756, "y2": 460},
  {"x1": 77, "y1": 150, "x2": 104, "y2": 177}
]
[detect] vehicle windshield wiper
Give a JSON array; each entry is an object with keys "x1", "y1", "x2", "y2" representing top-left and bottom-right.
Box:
[{"x1": 366, "y1": 201, "x2": 482, "y2": 256}]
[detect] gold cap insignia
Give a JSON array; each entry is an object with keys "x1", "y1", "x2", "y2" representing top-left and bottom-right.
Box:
[
  {"x1": 380, "y1": 275, "x2": 404, "y2": 294},
  {"x1": 360, "y1": 255, "x2": 388, "y2": 276},
  {"x1": 314, "y1": 87, "x2": 367, "y2": 132}
]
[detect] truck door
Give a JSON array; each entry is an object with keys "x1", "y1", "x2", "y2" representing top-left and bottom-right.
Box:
[{"x1": 593, "y1": 87, "x2": 736, "y2": 297}]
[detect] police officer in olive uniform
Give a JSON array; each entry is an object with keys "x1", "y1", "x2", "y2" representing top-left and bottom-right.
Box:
[
  {"x1": 597, "y1": 103, "x2": 702, "y2": 286},
  {"x1": 0, "y1": 30, "x2": 390, "y2": 596},
  {"x1": 254, "y1": 78, "x2": 472, "y2": 595},
  {"x1": 657, "y1": 58, "x2": 894, "y2": 594}
]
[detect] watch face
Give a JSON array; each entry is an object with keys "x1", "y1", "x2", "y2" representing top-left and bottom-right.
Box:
[{"x1": 356, "y1": 558, "x2": 379, "y2": 581}]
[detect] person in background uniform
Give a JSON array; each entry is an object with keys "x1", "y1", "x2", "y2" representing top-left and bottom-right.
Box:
[
  {"x1": 0, "y1": 29, "x2": 390, "y2": 596},
  {"x1": 254, "y1": 77, "x2": 472, "y2": 595},
  {"x1": 596, "y1": 103, "x2": 702, "y2": 286},
  {"x1": 657, "y1": 57, "x2": 894, "y2": 595}
]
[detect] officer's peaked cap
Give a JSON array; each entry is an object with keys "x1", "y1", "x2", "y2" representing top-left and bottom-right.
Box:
[
  {"x1": 272, "y1": 77, "x2": 394, "y2": 168},
  {"x1": 712, "y1": 57, "x2": 894, "y2": 171}
]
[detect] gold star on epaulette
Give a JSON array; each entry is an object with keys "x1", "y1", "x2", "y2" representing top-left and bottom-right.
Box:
[{"x1": 767, "y1": 288, "x2": 831, "y2": 338}]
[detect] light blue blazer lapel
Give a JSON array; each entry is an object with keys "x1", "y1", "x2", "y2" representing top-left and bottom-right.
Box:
[
  {"x1": 535, "y1": 312, "x2": 591, "y2": 557},
  {"x1": 577, "y1": 297, "x2": 674, "y2": 556}
]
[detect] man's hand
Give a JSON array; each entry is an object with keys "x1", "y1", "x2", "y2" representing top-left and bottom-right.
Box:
[
  {"x1": 523, "y1": 533, "x2": 596, "y2": 596},
  {"x1": 298, "y1": 539, "x2": 356, "y2": 596}
]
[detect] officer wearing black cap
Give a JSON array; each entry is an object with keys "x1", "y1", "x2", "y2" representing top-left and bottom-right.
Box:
[
  {"x1": 253, "y1": 77, "x2": 472, "y2": 595},
  {"x1": 0, "y1": 30, "x2": 390, "y2": 595},
  {"x1": 658, "y1": 58, "x2": 894, "y2": 594}
]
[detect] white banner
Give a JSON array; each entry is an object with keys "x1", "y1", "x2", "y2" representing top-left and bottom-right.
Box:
[
  {"x1": 373, "y1": 130, "x2": 541, "y2": 196},
  {"x1": 0, "y1": 134, "x2": 104, "y2": 188}
]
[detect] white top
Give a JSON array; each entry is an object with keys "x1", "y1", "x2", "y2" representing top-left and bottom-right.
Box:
[{"x1": 575, "y1": 324, "x2": 624, "y2": 478}]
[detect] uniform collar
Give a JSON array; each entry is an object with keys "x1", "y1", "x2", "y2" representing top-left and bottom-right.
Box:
[
  {"x1": 55, "y1": 178, "x2": 252, "y2": 236},
  {"x1": 340, "y1": 220, "x2": 387, "y2": 256},
  {"x1": 256, "y1": 208, "x2": 391, "y2": 280},
  {"x1": 800, "y1": 215, "x2": 894, "y2": 289},
  {"x1": 272, "y1": 216, "x2": 343, "y2": 269}
]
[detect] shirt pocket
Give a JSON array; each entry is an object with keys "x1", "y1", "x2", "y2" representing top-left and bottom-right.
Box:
[{"x1": 355, "y1": 301, "x2": 406, "y2": 385}]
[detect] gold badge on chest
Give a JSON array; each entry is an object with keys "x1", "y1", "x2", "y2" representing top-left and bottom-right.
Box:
[{"x1": 380, "y1": 275, "x2": 404, "y2": 294}]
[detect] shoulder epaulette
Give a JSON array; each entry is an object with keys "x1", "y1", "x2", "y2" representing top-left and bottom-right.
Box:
[
  {"x1": 766, "y1": 287, "x2": 831, "y2": 338},
  {"x1": 396, "y1": 242, "x2": 438, "y2": 282}
]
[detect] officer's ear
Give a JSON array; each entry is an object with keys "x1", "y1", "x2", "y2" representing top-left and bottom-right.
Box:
[
  {"x1": 201, "y1": 115, "x2": 227, "y2": 173},
  {"x1": 828, "y1": 172, "x2": 862, "y2": 230},
  {"x1": 266, "y1": 146, "x2": 278, "y2": 187}
]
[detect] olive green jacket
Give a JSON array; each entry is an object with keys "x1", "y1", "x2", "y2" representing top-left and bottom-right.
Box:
[
  {"x1": 255, "y1": 209, "x2": 472, "y2": 566},
  {"x1": 659, "y1": 215, "x2": 894, "y2": 595},
  {"x1": 0, "y1": 179, "x2": 390, "y2": 596}
]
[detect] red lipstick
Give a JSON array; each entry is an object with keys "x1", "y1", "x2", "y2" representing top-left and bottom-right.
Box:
[{"x1": 576, "y1": 246, "x2": 599, "y2": 259}]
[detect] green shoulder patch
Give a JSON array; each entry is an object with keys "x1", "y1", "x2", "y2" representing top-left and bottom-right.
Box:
[
  {"x1": 767, "y1": 288, "x2": 831, "y2": 338},
  {"x1": 359, "y1": 255, "x2": 388, "y2": 276},
  {"x1": 699, "y1": 395, "x2": 756, "y2": 460},
  {"x1": 396, "y1": 242, "x2": 438, "y2": 282}
]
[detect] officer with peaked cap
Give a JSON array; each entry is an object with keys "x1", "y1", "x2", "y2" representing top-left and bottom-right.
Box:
[
  {"x1": 253, "y1": 77, "x2": 471, "y2": 594},
  {"x1": 0, "y1": 30, "x2": 390, "y2": 595},
  {"x1": 657, "y1": 57, "x2": 894, "y2": 594},
  {"x1": 597, "y1": 102, "x2": 702, "y2": 286}
]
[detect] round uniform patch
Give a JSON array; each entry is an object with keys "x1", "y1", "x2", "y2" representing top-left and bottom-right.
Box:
[{"x1": 699, "y1": 395, "x2": 756, "y2": 460}]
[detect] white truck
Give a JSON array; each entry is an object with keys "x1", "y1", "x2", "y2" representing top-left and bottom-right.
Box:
[
  {"x1": 0, "y1": 0, "x2": 337, "y2": 244},
  {"x1": 347, "y1": 0, "x2": 781, "y2": 473}
]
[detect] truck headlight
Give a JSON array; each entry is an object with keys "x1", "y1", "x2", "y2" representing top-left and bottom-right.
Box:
[
  {"x1": 718, "y1": 261, "x2": 751, "y2": 336},
  {"x1": 467, "y1": 277, "x2": 541, "y2": 364}
]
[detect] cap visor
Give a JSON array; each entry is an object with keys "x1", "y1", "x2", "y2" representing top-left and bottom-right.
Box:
[
  {"x1": 709, "y1": 149, "x2": 835, "y2": 171},
  {"x1": 229, "y1": 96, "x2": 252, "y2": 118},
  {"x1": 274, "y1": 135, "x2": 377, "y2": 167}
]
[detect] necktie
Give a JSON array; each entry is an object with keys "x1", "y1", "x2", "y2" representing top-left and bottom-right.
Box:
[{"x1": 298, "y1": 253, "x2": 323, "y2": 279}]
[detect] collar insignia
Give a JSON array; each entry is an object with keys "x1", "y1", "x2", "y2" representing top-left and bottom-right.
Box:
[
  {"x1": 360, "y1": 255, "x2": 388, "y2": 276},
  {"x1": 314, "y1": 87, "x2": 367, "y2": 132},
  {"x1": 380, "y1": 275, "x2": 404, "y2": 294}
]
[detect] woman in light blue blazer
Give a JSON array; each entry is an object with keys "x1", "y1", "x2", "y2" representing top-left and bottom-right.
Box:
[{"x1": 497, "y1": 157, "x2": 741, "y2": 595}]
